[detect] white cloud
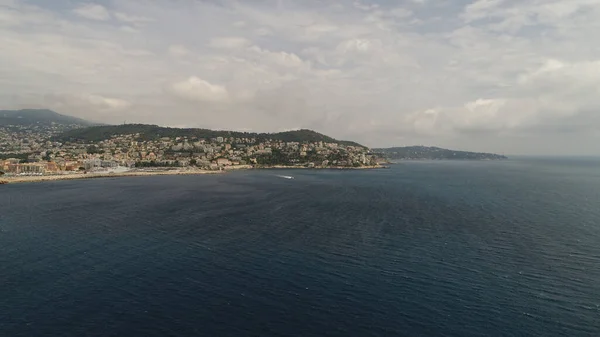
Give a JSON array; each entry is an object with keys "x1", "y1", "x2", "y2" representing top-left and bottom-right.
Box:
[
  {"x1": 119, "y1": 25, "x2": 139, "y2": 33},
  {"x1": 44, "y1": 93, "x2": 131, "y2": 110},
  {"x1": 32, "y1": 93, "x2": 132, "y2": 122},
  {"x1": 247, "y1": 46, "x2": 307, "y2": 69},
  {"x1": 168, "y1": 77, "x2": 229, "y2": 103},
  {"x1": 463, "y1": 0, "x2": 505, "y2": 22},
  {"x1": 303, "y1": 23, "x2": 339, "y2": 40},
  {"x1": 353, "y1": 1, "x2": 380, "y2": 11},
  {"x1": 337, "y1": 38, "x2": 376, "y2": 53},
  {"x1": 88, "y1": 94, "x2": 130, "y2": 109},
  {"x1": 168, "y1": 45, "x2": 189, "y2": 57},
  {"x1": 1, "y1": 0, "x2": 600, "y2": 154},
  {"x1": 73, "y1": 3, "x2": 110, "y2": 21},
  {"x1": 254, "y1": 27, "x2": 273, "y2": 36},
  {"x1": 114, "y1": 12, "x2": 153, "y2": 25},
  {"x1": 390, "y1": 8, "x2": 413, "y2": 18},
  {"x1": 208, "y1": 37, "x2": 251, "y2": 49}
]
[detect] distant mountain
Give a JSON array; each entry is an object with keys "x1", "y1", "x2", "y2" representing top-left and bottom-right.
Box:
[
  {"x1": 374, "y1": 146, "x2": 507, "y2": 160},
  {"x1": 56, "y1": 124, "x2": 365, "y2": 147},
  {"x1": 0, "y1": 109, "x2": 95, "y2": 127}
]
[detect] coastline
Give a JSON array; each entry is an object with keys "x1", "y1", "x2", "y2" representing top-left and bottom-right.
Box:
[
  {"x1": 0, "y1": 164, "x2": 386, "y2": 185},
  {"x1": 0, "y1": 169, "x2": 223, "y2": 184},
  {"x1": 249, "y1": 165, "x2": 386, "y2": 170}
]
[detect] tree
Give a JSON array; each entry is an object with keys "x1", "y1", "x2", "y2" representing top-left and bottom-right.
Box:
[
  {"x1": 86, "y1": 146, "x2": 100, "y2": 154},
  {"x1": 190, "y1": 159, "x2": 197, "y2": 166},
  {"x1": 0, "y1": 171, "x2": 5, "y2": 176}
]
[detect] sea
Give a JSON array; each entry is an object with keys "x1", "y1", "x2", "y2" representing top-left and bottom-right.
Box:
[{"x1": 1, "y1": 157, "x2": 599, "y2": 337}]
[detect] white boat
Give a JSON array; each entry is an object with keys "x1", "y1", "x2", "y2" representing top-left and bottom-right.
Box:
[{"x1": 276, "y1": 175, "x2": 294, "y2": 179}]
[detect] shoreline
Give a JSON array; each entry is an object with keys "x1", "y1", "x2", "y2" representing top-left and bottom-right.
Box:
[
  {"x1": 250, "y1": 165, "x2": 386, "y2": 170},
  {"x1": 0, "y1": 165, "x2": 386, "y2": 185},
  {"x1": 0, "y1": 169, "x2": 223, "y2": 184}
]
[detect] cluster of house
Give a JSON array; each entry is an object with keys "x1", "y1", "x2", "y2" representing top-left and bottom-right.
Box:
[
  {"x1": 1, "y1": 155, "x2": 137, "y2": 175},
  {"x1": 0, "y1": 158, "x2": 117, "y2": 175},
  {"x1": 1, "y1": 128, "x2": 377, "y2": 176},
  {"x1": 1, "y1": 158, "x2": 69, "y2": 175},
  {"x1": 0, "y1": 125, "x2": 67, "y2": 156},
  {"x1": 73, "y1": 133, "x2": 375, "y2": 168}
]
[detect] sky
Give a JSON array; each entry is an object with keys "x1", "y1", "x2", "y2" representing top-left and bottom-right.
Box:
[{"x1": 1, "y1": 0, "x2": 599, "y2": 155}]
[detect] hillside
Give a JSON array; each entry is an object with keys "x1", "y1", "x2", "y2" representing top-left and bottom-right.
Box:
[
  {"x1": 56, "y1": 124, "x2": 365, "y2": 147},
  {"x1": 374, "y1": 146, "x2": 507, "y2": 160},
  {"x1": 0, "y1": 109, "x2": 94, "y2": 127}
]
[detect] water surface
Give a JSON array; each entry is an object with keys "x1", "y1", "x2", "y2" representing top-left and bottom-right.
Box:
[{"x1": 1, "y1": 158, "x2": 599, "y2": 336}]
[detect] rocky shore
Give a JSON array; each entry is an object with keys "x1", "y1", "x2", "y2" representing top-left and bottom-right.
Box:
[
  {"x1": 0, "y1": 165, "x2": 387, "y2": 185},
  {"x1": 0, "y1": 169, "x2": 223, "y2": 184},
  {"x1": 252, "y1": 165, "x2": 387, "y2": 170}
]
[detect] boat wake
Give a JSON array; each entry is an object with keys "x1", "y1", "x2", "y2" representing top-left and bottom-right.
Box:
[{"x1": 276, "y1": 175, "x2": 295, "y2": 179}]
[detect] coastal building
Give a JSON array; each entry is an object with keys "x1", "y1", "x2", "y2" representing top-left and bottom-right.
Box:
[
  {"x1": 17, "y1": 163, "x2": 46, "y2": 174},
  {"x1": 216, "y1": 158, "x2": 231, "y2": 166},
  {"x1": 5, "y1": 164, "x2": 18, "y2": 173},
  {"x1": 256, "y1": 149, "x2": 272, "y2": 155},
  {"x1": 84, "y1": 159, "x2": 102, "y2": 170},
  {"x1": 65, "y1": 162, "x2": 79, "y2": 171},
  {"x1": 101, "y1": 160, "x2": 118, "y2": 168},
  {"x1": 45, "y1": 162, "x2": 59, "y2": 172}
]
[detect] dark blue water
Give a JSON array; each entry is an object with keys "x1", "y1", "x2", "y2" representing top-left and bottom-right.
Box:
[{"x1": 1, "y1": 158, "x2": 600, "y2": 336}]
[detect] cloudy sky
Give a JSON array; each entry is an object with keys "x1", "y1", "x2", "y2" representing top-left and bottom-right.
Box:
[{"x1": 1, "y1": 0, "x2": 599, "y2": 154}]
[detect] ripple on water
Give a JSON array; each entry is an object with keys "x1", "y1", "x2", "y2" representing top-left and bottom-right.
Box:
[{"x1": 1, "y1": 160, "x2": 600, "y2": 336}]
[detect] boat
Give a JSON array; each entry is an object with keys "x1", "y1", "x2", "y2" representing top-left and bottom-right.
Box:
[{"x1": 276, "y1": 175, "x2": 294, "y2": 179}]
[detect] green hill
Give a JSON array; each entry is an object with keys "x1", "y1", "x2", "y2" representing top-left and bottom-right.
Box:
[
  {"x1": 0, "y1": 109, "x2": 95, "y2": 127},
  {"x1": 56, "y1": 124, "x2": 365, "y2": 147},
  {"x1": 374, "y1": 146, "x2": 507, "y2": 160}
]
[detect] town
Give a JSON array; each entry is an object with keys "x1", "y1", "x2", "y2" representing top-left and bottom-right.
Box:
[{"x1": 1, "y1": 123, "x2": 380, "y2": 177}]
